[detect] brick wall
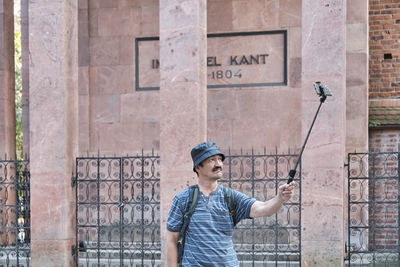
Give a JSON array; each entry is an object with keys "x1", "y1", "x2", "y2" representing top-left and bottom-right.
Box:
[
  {"x1": 369, "y1": 0, "x2": 400, "y2": 99},
  {"x1": 369, "y1": 0, "x2": 400, "y2": 250},
  {"x1": 368, "y1": 129, "x2": 399, "y2": 251},
  {"x1": 369, "y1": 129, "x2": 400, "y2": 152}
]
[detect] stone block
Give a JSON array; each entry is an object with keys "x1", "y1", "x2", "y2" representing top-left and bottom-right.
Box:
[
  {"x1": 346, "y1": 54, "x2": 369, "y2": 152},
  {"x1": 118, "y1": 0, "x2": 139, "y2": 8},
  {"x1": 120, "y1": 92, "x2": 160, "y2": 123},
  {"x1": 99, "y1": 0, "x2": 118, "y2": 8},
  {"x1": 88, "y1": 0, "x2": 100, "y2": 8},
  {"x1": 207, "y1": 1, "x2": 233, "y2": 32},
  {"x1": 160, "y1": 28, "x2": 206, "y2": 82},
  {"x1": 207, "y1": 119, "x2": 233, "y2": 150},
  {"x1": 119, "y1": 36, "x2": 134, "y2": 66},
  {"x1": 160, "y1": 0, "x2": 206, "y2": 29},
  {"x1": 79, "y1": 66, "x2": 89, "y2": 95},
  {"x1": 139, "y1": 1, "x2": 159, "y2": 36},
  {"x1": 346, "y1": 53, "x2": 367, "y2": 88},
  {"x1": 207, "y1": 88, "x2": 301, "y2": 151},
  {"x1": 279, "y1": 0, "x2": 301, "y2": 27},
  {"x1": 78, "y1": 0, "x2": 88, "y2": 9},
  {"x1": 31, "y1": 239, "x2": 75, "y2": 267},
  {"x1": 347, "y1": 0, "x2": 367, "y2": 24},
  {"x1": 261, "y1": 0, "x2": 279, "y2": 28},
  {"x1": 78, "y1": 36, "x2": 89, "y2": 66},
  {"x1": 79, "y1": 94, "x2": 90, "y2": 153},
  {"x1": 0, "y1": 20, "x2": 3, "y2": 68},
  {"x1": 98, "y1": 8, "x2": 139, "y2": 37},
  {"x1": 89, "y1": 37, "x2": 119, "y2": 66},
  {"x1": 302, "y1": 1, "x2": 346, "y2": 76},
  {"x1": 88, "y1": 129, "x2": 159, "y2": 155},
  {"x1": 289, "y1": 57, "x2": 302, "y2": 88},
  {"x1": 301, "y1": 197, "x2": 344, "y2": 242},
  {"x1": 142, "y1": 120, "x2": 160, "y2": 150},
  {"x1": 88, "y1": 8, "x2": 98, "y2": 36},
  {"x1": 288, "y1": 26, "x2": 302, "y2": 58},
  {"x1": 346, "y1": 120, "x2": 368, "y2": 151},
  {"x1": 31, "y1": 174, "x2": 75, "y2": 240},
  {"x1": 78, "y1": 9, "x2": 88, "y2": 37},
  {"x1": 301, "y1": 241, "x2": 344, "y2": 267},
  {"x1": 89, "y1": 65, "x2": 134, "y2": 95},
  {"x1": 347, "y1": 23, "x2": 368, "y2": 53},
  {"x1": 96, "y1": 122, "x2": 143, "y2": 153},
  {"x1": 90, "y1": 94, "x2": 120, "y2": 124},
  {"x1": 232, "y1": 0, "x2": 265, "y2": 30}
]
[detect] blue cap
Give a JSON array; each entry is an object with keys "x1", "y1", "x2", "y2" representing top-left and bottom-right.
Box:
[{"x1": 191, "y1": 142, "x2": 225, "y2": 171}]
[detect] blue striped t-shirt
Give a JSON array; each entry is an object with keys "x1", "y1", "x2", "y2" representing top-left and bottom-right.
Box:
[{"x1": 167, "y1": 184, "x2": 256, "y2": 267}]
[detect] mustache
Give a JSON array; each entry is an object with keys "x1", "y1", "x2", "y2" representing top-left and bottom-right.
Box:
[{"x1": 212, "y1": 167, "x2": 222, "y2": 172}]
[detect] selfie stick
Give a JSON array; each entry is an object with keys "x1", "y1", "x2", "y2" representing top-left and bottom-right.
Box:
[{"x1": 287, "y1": 82, "x2": 332, "y2": 184}]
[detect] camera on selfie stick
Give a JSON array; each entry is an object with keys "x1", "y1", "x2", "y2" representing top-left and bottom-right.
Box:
[{"x1": 287, "y1": 82, "x2": 333, "y2": 184}]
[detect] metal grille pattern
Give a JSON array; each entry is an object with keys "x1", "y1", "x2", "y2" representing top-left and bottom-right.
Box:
[
  {"x1": 75, "y1": 150, "x2": 301, "y2": 266},
  {"x1": 220, "y1": 150, "x2": 301, "y2": 267},
  {"x1": 76, "y1": 153, "x2": 160, "y2": 267},
  {"x1": 0, "y1": 159, "x2": 30, "y2": 267},
  {"x1": 347, "y1": 152, "x2": 400, "y2": 266}
]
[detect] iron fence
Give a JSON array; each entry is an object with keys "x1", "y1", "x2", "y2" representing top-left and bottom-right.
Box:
[
  {"x1": 75, "y1": 150, "x2": 301, "y2": 267},
  {"x1": 0, "y1": 159, "x2": 30, "y2": 267},
  {"x1": 347, "y1": 152, "x2": 400, "y2": 266},
  {"x1": 75, "y1": 152, "x2": 160, "y2": 267},
  {"x1": 220, "y1": 149, "x2": 301, "y2": 267}
]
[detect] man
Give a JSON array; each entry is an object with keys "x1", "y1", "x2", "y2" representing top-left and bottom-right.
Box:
[{"x1": 166, "y1": 142, "x2": 295, "y2": 267}]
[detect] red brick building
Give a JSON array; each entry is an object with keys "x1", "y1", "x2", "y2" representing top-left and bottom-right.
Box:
[{"x1": 368, "y1": 0, "x2": 400, "y2": 253}]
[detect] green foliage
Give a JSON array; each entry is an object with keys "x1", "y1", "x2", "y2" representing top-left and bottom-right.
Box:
[{"x1": 14, "y1": 2, "x2": 22, "y2": 159}]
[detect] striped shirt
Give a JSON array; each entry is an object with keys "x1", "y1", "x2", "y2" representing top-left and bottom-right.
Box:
[{"x1": 167, "y1": 184, "x2": 256, "y2": 267}]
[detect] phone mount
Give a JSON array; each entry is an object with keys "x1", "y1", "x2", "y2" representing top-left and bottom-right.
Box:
[{"x1": 287, "y1": 82, "x2": 333, "y2": 184}]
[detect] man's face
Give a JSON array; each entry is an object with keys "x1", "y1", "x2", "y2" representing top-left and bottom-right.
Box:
[{"x1": 196, "y1": 154, "x2": 224, "y2": 180}]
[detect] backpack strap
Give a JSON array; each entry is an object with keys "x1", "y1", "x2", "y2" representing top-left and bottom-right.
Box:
[
  {"x1": 177, "y1": 185, "x2": 199, "y2": 262},
  {"x1": 224, "y1": 186, "x2": 237, "y2": 226}
]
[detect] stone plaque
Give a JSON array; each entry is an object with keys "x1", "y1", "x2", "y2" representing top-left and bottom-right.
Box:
[{"x1": 135, "y1": 30, "x2": 287, "y2": 90}]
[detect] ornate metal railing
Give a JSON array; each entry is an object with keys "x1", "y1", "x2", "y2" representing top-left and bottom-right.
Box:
[
  {"x1": 347, "y1": 152, "x2": 400, "y2": 266},
  {"x1": 0, "y1": 158, "x2": 30, "y2": 267},
  {"x1": 75, "y1": 152, "x2": 160, "y2": 267},
  {"x1": 75, "y1": 150, "x2": 301, "y2": 267},
  {"x1": 220, "y1": 149, "x2": 301, "y2": 266}
]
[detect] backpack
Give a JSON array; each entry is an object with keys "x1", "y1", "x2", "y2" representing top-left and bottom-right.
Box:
[{"x1": 177, "y1": 185, "x2": 237, "y2": 265}]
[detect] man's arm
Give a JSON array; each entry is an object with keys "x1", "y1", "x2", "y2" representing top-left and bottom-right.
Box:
[
  {"x1": 249, "y1": 182, "x2": 294, "y2": 218},
  {"x1": 166, "y1": 230, "x2": 180, "y2": 267}
]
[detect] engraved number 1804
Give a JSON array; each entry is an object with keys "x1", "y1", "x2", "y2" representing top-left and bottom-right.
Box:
[{"x1": 209, "y1": 69, "x2": 242, "y2": 79}]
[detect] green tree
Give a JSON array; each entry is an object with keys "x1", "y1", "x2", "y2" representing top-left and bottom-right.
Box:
[{"x1": 14, "y1": 2, "x2": 22, "y2": 160}]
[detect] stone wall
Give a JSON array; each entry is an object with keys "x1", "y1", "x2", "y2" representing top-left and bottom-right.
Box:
[
  {"x1": 79, "y1": 0, "x2": 160, "y2": 155},
  {"x1": 206, "y1": 0, "x2": 302, "y2": 152},
  {"x1": 80, "y1": 0, "x2": 303, "y2": 155}
]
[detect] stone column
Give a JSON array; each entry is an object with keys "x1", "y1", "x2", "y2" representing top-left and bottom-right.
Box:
[
  {"x1": 29, "y1": 0, "x2": 78, "y2": 266},
  {"x1": 301, "y1": 1, "x2": 346, "y2": 266},
  {"x1": 0, "y1": 0, "x2": 16, "y2": 157},
  {"x1": 159, "y1": 0, "x2": 207, "y2": 265},
  {"x1": 78, "y1": 0, "x2": 89, "y2": 153},
  {"x1": 21, "y1": 0, "x2": 29, "y2": 157},
  {"x1": 346, "y1": 0, "x2": 368, "y2": 153},
  {"x1": 0, "y1": 0, "x2": 16, "y2": 246}
]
